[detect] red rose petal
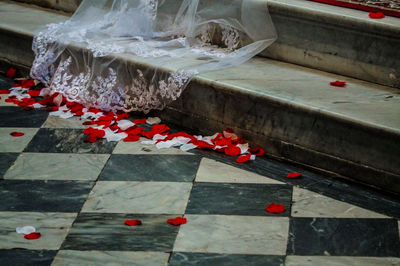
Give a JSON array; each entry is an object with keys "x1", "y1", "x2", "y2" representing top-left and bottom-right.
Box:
[
  {"x1": 27, "y1": 90, "x2": 41, "y2": 97},
  {"x1": 286, "y1": 172, "x2": 302, "y2": 179},
  {"x1": 224, "y1": 145, "x2": 241, "y2": 156},
  {"x1": 47, "y1": 106, "x2": 59, "y2": 112},
  {"x1": 369, "y1": 12, "x2": 385, "y2": 19},
  {"x1": 0, "y1": 90, "x2": 10, "y2": 94},
  {"x1": 265, "y1": 203, "x2": 285, "y2": 214},
  {"x1": 24, "y1": 232, "x2": 41, "y2": 240},
  {"x1": 124, "y1": 135, "x2": 140, "y2": 142},
  {"x1": 20, "y1": 79, "x2": 35, "y2": 89},
  {"x1": 167, "y1": 217, "x2": 187, "y2": 226},
  {"x1": 330, "y1": 81, "x2": 346, "y2": 87},
  {"x1": 84, "y1": 137, "x2": 98, "y2": 143},
  {"x1": 10, "y1": 132, "x2": 24, "y2": 137},
  {"x1": 82, "y1": 121, "x2": 95, "y2": 125},
  {"x1": 124, "y1": 219, "x2": 142, "y2": 226},
  {"x1": 88, "y1": 107, "x2": 102, "y2": 114},
  {"x1": 133, "y1": 118, "x2": 147, "y2": 124},
  {"x1": 126, "y1": 127, "x2": 144, "y2": 136},
  {"x1": 236, "y1": 153, "x2": 251, "y2": 163},
  {"x1": 6, "y1": 67, "x2": 16, "y2": 79},
  {"x1": 248, "y1": 147, "x2": 266, "y2": 156}
]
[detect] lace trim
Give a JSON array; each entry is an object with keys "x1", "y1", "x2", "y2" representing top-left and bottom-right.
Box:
[{"x1": 50, "y1": 56, "x2": 197, "y2": 113}]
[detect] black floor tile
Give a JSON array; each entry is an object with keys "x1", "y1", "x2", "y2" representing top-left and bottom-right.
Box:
[
  {"x1": 195, "y1": 150, "x2": 400, "y2": 220},
  {"x1": 185, "y1": 183, "x2": 292, "y2": 216},
  {"x1": 61, "y1": 213, "x2": 180, "y2": 251},
  {"x1": 169, "y1": 253, "x2": 284, "y2": 266},
  {"x1": 0, "y1": 180, "x2": 93, "y2": 212},
  {"x1": 24, "y1": 128, "x2": 117, "y2": 154},
  {"x1": 100, "y1": 154, "x2": 201, "y2": 181},
  {"x1": 0, "y1": 250, "x2": 57, "y2": 266},
  {"x1": 0, "y1": 152, "x2": 19, "y2": 177},
  {"x1": 287, "y1": 218, "x2": 400, "y2": 257},
  {"x1": 0, "y1": 106, "x2": 48, "y2": 128}
]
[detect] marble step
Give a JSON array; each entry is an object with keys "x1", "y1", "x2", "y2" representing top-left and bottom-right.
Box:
[
  {"x1": 8, "y1": 0, "x2": 400, "y2": 88},
  {"x1": 0, "y1": 1, "x2": 399, "y2": 193}
]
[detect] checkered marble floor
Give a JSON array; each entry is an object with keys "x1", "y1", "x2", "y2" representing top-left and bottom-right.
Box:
[{"x1": 0, "y1": 76, "x2": 399, "y2": 266}]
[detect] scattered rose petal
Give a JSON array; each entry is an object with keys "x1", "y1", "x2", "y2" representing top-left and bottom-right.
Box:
[
  {"x1": 248, "y1": 147, "x2": 266, "y2": 156},
  {"x1": 124, "y1": 135, "x2": 140, "y2": 142},
  {"x1": 266, "y1": 203, "x2": 285, "y2": 214},
  {"x1": 369, "y1": 12, "x2": 385, "y2": 19},
  {"x1": 117, "y1": 120, "x2": 135, "y2": 130},
  {"x1": 286, "y1": 172, "x2": 302, "y2": 179},
  {"x1": 134, "y1": 118, "x2": 147, "y2": 124},
  {"x1": 84, "y1": 137, "x2": 98, "y2": 143},
  {"x1": 330, "y1": 81, "x2": 346, "y2": 87},
  {"x1": 146, "y1": 117, "x2": 161, "y2": 125},
  {"x1": 167, "y1": 217, "x2": 187, "y2": 226},
  {"x1": 6, "y1": 67, "x2": 16, "y2": 79},
  {"x1": 180, "y1": 143, "x2": 197, "y2": 152},
  {"x1": 0, "y1": 90, "x2": 10, "y2": 94},
  {"x1": 82, "y1": 121, "x2": 95, "y2": 126},
  {"x1": 27, "y1": 90, "x2": 41, "y2": 97},
  {"x1": 24, "y1": 232, "x2": 41, "y2": 240},
  {"x1": 224, "y1": 145, "x2": 241, "y2": 156},
  {"x1": 103, "y1": 128, "x2": 127, "y2": 142},
  {"x1": 16, "y1": 226, "x2": 36, "y2": 234},
  {"x1": 10, "y1": 131, "x2": 24, "y2": 137},
  {"x1": 47, "y1": 106, "x2": 59, "y2": 112},
  {"x1": 124, "y1": 219, "x2": 142, "y2": 226},
  {"x1": 20, "y1": 79, "x2": 36, "y2": 89},
  {"x1": 236, "y1": 153, "x2": 252, "y2": 163}
]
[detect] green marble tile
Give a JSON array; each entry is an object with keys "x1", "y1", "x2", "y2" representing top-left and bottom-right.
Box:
[
  {"x1": 0, "y1": 128, "x2": 38, "y2": 152},
  {"x1": 52, "y1": 250, "x2": 169, "y2": 265},
  {"x1": 82, "y1": 181, "x2": 192, "y2": 214},
  {"x1": 4, "y1": 153, "x2": 109, "y2": 180},
  {"x1": 0, "y1": 212, "x2": 76, "y2": 250}
]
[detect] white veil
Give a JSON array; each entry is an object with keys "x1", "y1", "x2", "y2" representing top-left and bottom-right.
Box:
[{"x1": 31, "y1": 0, "x2": 277, "y2": 113}]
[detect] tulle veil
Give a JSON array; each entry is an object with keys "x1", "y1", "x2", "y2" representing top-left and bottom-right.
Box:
[{"x1": 31, "y1": 0, "x2": 277, "y2": 113}]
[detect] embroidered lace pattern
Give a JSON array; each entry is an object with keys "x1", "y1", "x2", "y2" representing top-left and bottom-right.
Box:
[{"x1": 50, "y1": 56, "x2": 197, "y2": 113}]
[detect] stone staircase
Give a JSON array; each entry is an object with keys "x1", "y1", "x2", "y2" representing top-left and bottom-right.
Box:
[{"x1": 0, "y1": 0, "x2": 399, "y2": 193}]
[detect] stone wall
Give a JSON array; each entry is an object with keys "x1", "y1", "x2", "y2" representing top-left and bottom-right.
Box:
[{"x1": 13, "y1": 0, "x2": 81, "y2": 13}]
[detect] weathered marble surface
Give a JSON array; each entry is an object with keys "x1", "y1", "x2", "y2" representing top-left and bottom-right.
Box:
[
  {"x1": 0, "y1": 212, "x2": 76, "y2": 250},
  {"x1": 173, "y1": 215, "x2": 289, "y2": 255},
  {"x1": 185, "y1": 183, "x2": 291, "y2": 216},
  {"x1": 4, "y1": 153, "x2": 109, "y2": 180},
  {"x1": 0, "y1": 128, "x2": 38, "y2": 152},
  {"x1": 195, "y1": 157, "x2": 283, "y2": 184},
  {"x1": 0, "y1": 249, "x2": 57, "y2": 266},
  {"x1": 100, "y1": 154, "x2": 201, "y2": 182},
  {"x1": 291, "y1": 187, "x2": 388, "y2": 218},
  {"x1": 42, "y1": 115, "x2": 89, "y2": 129},
  {"x1": 0, "y1": 107, "x2": 48, "y2": 128},
  {"x1": 0, "y1": 152, "x2": 18, "y2": 177},
  {"x1": 24, "y1": 128, "x2": 117, "y2": 154},
  {"x1": 52, "y1": 250, "x2": 169, "y2": 266},
  {"x1": 287, "y1": 218, "x2": 400, "y2": 256},
  {"x1": 285, "y1": 256, "x2": 400, "y2": 266},
  {"x1": 62, "y1": 213, "x2": 180, "y2": 251},
  {"x1": 0, "y1": 180, "x2": 93, "y2": 212},
  {"x1": 113, "y1": 137, "x2": 192, "y2": 155},
  {"x1": 265, "y1": 0, "x2": 400, "y2": 88},
  {"x1": 169, "y1": 252, "x2": 284, "y2": 266},
  {"x1": 82, "y1": 181, "x2": 192, "y2": 214}
]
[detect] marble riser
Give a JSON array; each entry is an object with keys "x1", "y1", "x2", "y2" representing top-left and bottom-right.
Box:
[
  {"x1": 154, "y1": 86, "x2": 400, "y2": 193},
  {"x1": 1, "y1": 1, "x2": 400, "y2": 193},
  {"x1": 8, "y1": 0, "x2": 400, "y2": 88}
]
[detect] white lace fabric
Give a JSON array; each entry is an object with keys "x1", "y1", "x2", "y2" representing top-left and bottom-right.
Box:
[{"x1": 31, "y1": 0, "x2": 277, "y2": 113}]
